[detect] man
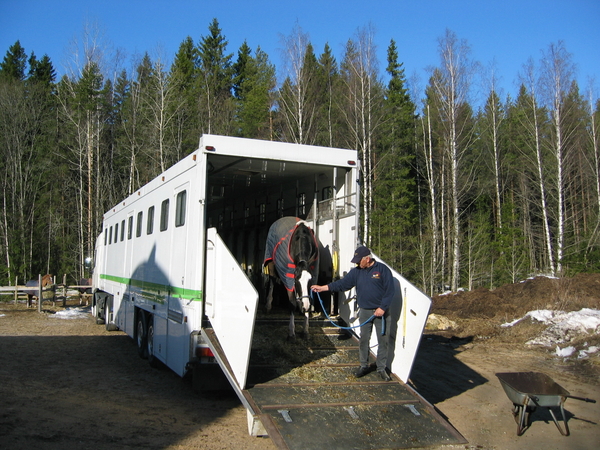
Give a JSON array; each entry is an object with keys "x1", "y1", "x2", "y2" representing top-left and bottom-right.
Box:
[{"x1": 311, "y1": 246, "x2": 394, "y2": 381}]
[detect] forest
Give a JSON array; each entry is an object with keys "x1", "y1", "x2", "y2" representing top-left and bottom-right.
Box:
[{"x1": 1, "y1": 18, "x2": 599, "y2": 296}]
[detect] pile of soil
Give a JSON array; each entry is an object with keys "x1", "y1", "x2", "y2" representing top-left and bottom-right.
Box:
[
  {"x1": 433, "y1": 273, "x2": 600, "y2": 321},
  {"x1": 429, "y1": 274, "x2": 600, "y2": 383}
]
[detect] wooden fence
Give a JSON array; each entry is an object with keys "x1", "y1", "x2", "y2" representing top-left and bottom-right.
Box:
[{"x1": 0, "y1": 275, "x2": 92, "y2": 312}]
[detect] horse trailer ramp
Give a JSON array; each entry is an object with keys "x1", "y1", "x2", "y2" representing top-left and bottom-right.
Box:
[{"x1": 239, "y1": 317, "x2": 466, "y2": 450}]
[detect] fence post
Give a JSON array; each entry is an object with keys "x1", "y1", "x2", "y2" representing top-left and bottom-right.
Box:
[
  {"x1": 14, "y1": 276, "x2": 18, "y2": 304},
  {"x1": 63, "y1": 274, "x2": 67, "y2": 307},
  {"x1": 37, "y1": 274, "x2": 42, "y2": 313}
]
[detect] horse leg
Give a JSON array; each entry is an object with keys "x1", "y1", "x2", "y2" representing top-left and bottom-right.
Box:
[
  {"x1": 297, "y1": 270, "x2": 312, "y2": 340},
  {"x1": 286, "y1": 290, "x2": 297, "y2": 341},
  {"x1": 266, "y1": 277, "x2": 274, "y2": 313},
  {"x1": 303, "y1": 311, "x2": 310, "y2": 340},
  {"x1": 265, "y1": 262, "x2": 276, "y2": 313},
  {"x1": 288, "y1": 310, "x2": 296, "y2": 341}
]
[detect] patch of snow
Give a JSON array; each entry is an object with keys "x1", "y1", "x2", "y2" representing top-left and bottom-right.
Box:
[
  {"x1": 501, "y1": 309, "x2": 564, "y2": 328},
  {"x1": 51, "y1": 307, "x2": 91, "y2": 320},
  {"x1": 501, "y1": 308, "x2": 600, "y2": 357},
  {"x1": 578, "y1": 346, "x2": 599, "y2": 359},
  {"x1": 555, "y1": 345, "x2": 576, "y2": 357}
]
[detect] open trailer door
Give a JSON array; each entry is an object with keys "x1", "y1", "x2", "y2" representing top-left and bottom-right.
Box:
[{"x1": 203, "y1": 227, "x2": 259, "y2": 391}]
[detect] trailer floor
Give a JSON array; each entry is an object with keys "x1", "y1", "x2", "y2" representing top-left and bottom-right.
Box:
[{"x1": 241, "y1": 317, "x2": 466, "y2": 450}]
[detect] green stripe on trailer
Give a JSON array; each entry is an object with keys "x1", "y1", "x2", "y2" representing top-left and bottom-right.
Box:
[{"x1": 99, "y1": 273, "x2": 203, "y2": 301}]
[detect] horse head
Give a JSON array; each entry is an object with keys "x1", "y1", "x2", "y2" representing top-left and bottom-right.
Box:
[
  {"x1": 294, "y1": 262, "x2": 314, "y2": 314},
  {"x1": 291, "y1": 223, "x2": 319, "y2": 314}
]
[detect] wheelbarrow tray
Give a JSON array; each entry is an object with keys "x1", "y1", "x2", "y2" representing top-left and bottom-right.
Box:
[
  {"x1": 496, "y1": 372, "x2": 570, "y2": 436},
  {"x1": 496, "y1": 371, "x2": 569, "y2": 407}
]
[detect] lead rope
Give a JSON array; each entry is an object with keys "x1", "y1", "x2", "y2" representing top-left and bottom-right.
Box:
[{"x1": 311, "y1": 290, "x2": 385, "y2": 336}]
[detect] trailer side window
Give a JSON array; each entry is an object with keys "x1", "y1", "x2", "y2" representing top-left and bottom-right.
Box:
[
  {"x1": 147, "y1": 206, "x2": 155, "y2": 235},
  {"x1": 120, "y1": 220, "x2": 125, "y2": 241},
  {"x1": 127, "y1": 216, "x2": 133, "y2": 240},
  {"x1": 136, "y1": 211, "x2": 143, "y2": 237},
  {"x1": 160, "y1": 199, "x2": 169, "y2": 231},
  {"x1": 114, "y1": 223, "x2": 119, "y2": 244},
  {"x1": 109, "y1": 226, "x2": 113, "y2": 244},
  {"x1": 175, "y1": 190, "x2": 186, "y2": 227},
  {"x1": 104, "y1": 228, "x2": 108, "y2": 246}
]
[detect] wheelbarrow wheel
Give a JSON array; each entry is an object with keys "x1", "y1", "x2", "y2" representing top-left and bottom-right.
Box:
[{"x1": 512, "y1": 404, "x2": 533, "y2": 436}]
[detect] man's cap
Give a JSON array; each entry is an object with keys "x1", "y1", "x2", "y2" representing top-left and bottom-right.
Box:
[{"x1": 351, "y1": 246, "x2": 371, "y2": 263}]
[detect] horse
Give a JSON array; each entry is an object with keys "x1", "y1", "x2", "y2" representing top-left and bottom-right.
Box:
[
  {"x1": 23, "y1": 274, "x2": 54, "y2": 307},
  {"x1": 264, "y1": 217, "x2": 319, "y2": 340}
]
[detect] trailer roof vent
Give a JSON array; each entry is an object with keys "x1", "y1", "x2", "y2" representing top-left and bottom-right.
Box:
[{"x1": 205, "y1": 145, "x2": 216, "y2": 152}]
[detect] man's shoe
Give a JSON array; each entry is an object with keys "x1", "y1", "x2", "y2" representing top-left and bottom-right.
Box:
[
  {"x1": 378, "y1": 370, "x2": 391, "y2": 381},
  {"x1": 354, "y1": 366, "x2": 370, "y2": 378}
]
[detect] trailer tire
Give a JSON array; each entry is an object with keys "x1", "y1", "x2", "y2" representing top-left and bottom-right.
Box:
[
  {"x1": 137, "y1": 312, "x2": 149, "y2": 359},
  {"x1": 94, "y1": 293, "x2": 105, "y2": 325},
  {"x1": 146, "y1": 316, "x2": 161, "y2": 368},
  {"x1": 104, "y1": 297, "x2": 118, "y2": 331}
]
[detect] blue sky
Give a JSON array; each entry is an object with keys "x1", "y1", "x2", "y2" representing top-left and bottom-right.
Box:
[{"x1": 1, "y1": 0, "x2": 598, "y2": 105}]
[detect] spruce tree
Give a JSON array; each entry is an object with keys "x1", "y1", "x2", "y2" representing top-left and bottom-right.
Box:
[
  {"x1": 371, "y1": 39, "x2": 417, "y2": 273},
  {"x1": 316, "y1": 43, "x2": 340, "y2": 147},
  {"x1": 0, "y1": 41, "x2": 27, "y2": 81},
  {"x1": 196, "y1": 18, "x2": 234, "y2": 135},
  {"x1": 233, "y1": 42, "x2": 275, "y2": 139}
]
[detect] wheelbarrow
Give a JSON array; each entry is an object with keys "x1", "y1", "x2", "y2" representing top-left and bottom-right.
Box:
[{"x1": 496, "y1": 372, "x2": 596, "y2": 436}]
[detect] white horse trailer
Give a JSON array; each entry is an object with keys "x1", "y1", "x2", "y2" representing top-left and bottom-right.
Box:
[{"x1": 92, "y1": 135, "x2": 464, "y2": 448}]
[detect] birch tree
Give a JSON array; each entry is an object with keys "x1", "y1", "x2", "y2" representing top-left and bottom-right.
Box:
[
  {"x1": 58, "y1": 22, "x2": 108, "y2": 275},
  {"x1": 145, "y1": 54, "x2": 181, "y2": 173},
  {"x1": 339, "y1": 23, "x2": 384, "y2": 244},
  {"x1": 586, "y1": 83, "x2": 600, "y2": 248},
  {"x1": 277, "y1": 24, "x2": 316, "y2": 144},
  {"x1": 539, "y1": 41, "x2": 576, "y2": 275},
  {"x1": 481, "y1": 64, "x2": 506, "y2": 229},
  {"x1": 430, "y1": 29, "x2": 477, "y2": 291},
  {"x1": 0, "y1": 82, "x2": 46, "y2": 280}
]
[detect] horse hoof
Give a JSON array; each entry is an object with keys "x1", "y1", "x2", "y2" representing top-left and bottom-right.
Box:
[{"x1": 286, "y1": 335, "x2": 296, "y2": 342}]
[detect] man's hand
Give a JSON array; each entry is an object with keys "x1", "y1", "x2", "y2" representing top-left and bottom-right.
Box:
[
  {"x1": 374, "y1": 307, "x2": 385, "y2": 317},
  {"x1": 311, "y1": 285, "x2": 329, "y2": 293}
]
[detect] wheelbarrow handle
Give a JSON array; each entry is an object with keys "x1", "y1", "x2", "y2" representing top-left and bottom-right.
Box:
[{"x1": 567, "y1": 395, "x2": 596, "y2": 403}]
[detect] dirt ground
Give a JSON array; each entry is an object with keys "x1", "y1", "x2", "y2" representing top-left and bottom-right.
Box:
[{"x1": 1, "y1": 274, "x2": 599, "y2": 450}]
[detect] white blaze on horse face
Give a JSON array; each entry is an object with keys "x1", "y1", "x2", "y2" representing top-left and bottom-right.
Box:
[{"x1": 297, "y1": 270, "x2": 312, "y2": 313}]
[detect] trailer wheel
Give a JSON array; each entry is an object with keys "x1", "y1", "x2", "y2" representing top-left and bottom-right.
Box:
[
  {"x1": 136, "y1": 312, "x2": 149, "y2": 359},
  {"x1": 104, "y1": 297, "x2": 118, "y2": 331},
  {"x1": 146, "y1": 316, "x2": 161, "y2": 368},
  {"x1": 94, "y1": 293, "x2": 105, "y2": 325}
]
